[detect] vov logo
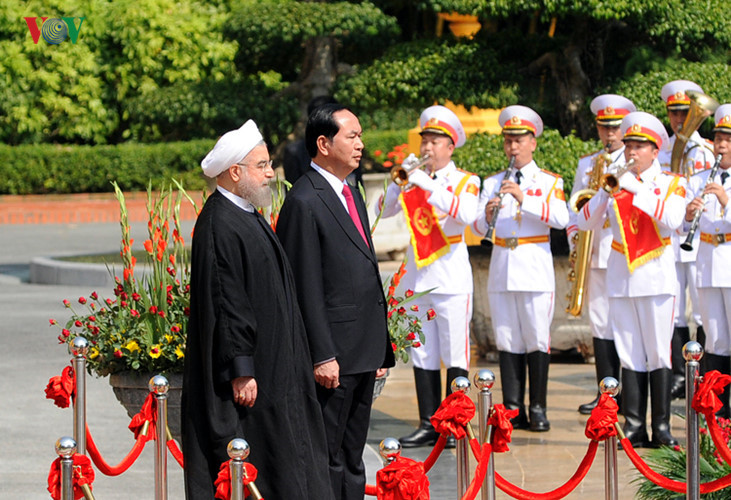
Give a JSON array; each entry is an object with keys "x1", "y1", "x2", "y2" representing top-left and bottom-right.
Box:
[{"x1": 24, "y1": 17, "x2": 85, "y2": 45}]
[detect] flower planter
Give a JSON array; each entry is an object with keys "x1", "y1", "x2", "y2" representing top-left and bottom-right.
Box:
[{"x1": 109, "y1": 371, "x2": 183, "y2": 442}]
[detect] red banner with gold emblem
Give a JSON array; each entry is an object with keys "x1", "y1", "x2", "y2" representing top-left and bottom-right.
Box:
[
  {"x1": 400, "y1": 187, "x2": 450, "y2": 268},
  {"x1": 612, "y1": 190, "x2": 666, "y2": 273}
]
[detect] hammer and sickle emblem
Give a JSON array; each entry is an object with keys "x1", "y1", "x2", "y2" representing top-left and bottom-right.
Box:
[
  {"x1": 413, "y1": 207, "x2": 433, "y2": 236},
  {"x1": 629, "y1": 209, "x2": 640, "y2": 235}
]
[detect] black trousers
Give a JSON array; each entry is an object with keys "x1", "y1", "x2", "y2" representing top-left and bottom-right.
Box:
[{"x1": 316, "y1": 371, "x2": 376, "y2": 500}]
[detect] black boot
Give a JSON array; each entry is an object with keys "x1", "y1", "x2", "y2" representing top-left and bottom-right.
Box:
[
  {"x1": 671, "y1": 327, "x2": 690, "y2": 399},
  {"x1": 444, "y1": 367, "x2": 469, "y2": 448},
  {"x1": 696, "y1": 326, "x2": 707, "y2": 374},
  {"x1": 400, "y1": 368, "x2": 441, "y2": 448},
  {"x1": 622, "y1": 369, "x2": 650, "y2": 448},
  {"x1": 527, "y1": 351, "x2": 551, "y2": 432},
  {"x1": 705, "y1": 353, "x2": 731, "y2": 419},
  {"x1": 499, "y1": 351, "x2": 529, "y2": 429},
  {"x1": 579, "y1": 338, "x2": 621, "y2": 414},
  {"x1": 650, "y1": 368, "x2": 678, "y2": 448}
]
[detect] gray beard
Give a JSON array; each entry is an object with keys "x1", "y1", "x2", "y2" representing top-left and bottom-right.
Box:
[{"x1": 237, "y1": 179, "x2": 272, "y2": 208}]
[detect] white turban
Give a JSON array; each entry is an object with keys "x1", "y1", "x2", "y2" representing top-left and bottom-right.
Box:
[{"x1": 200, "y1": 119, "x2": 264, "y2": 178}]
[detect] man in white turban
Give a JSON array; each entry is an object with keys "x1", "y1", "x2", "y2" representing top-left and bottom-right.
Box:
[{"x1": 182, "y1": 120, "x2": 334, "y2": 499}]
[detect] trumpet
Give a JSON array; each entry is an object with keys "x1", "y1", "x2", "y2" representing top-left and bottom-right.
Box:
[
  {"x1": 681, "y1": 153, "x2": 723, "y2": 252},
  {"x1": 390, "y1": 154, "x2": 431, "y2": 187},
  {"x1": 481, "y1": 155, "x2": 516, "y2": 246},
  {"x1": 599, "y1": 159, "x2": 636, "y2": 194}
]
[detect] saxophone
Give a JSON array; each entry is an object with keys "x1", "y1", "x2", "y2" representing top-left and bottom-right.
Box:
[{"x1": 565, "y1": 146, "x2": 610, "y2": 316}]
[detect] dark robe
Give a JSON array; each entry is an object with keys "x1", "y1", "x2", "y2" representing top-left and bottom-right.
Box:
[{"x1": 182, "y1": 190, "x2": 333, "y2": 499}]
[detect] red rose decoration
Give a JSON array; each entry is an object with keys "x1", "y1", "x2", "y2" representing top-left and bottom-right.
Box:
[
  {"x1": 45, "y1": 365, "x2": 75, "y2": 408},
  {"x1": 376, "y1": 456, "x2": 430, "y2": 499},
  {"x1": 431, "y1": 392, "x2": 475, "y2": 439},
  {"x1": 584, "y1": 393, "x2": 619, "y2": 441},
  {"x1": 487, "y1": 404, "x2": 519, "y2": 453},
  {"x1": 693, "y1": 370, "x2": 731, "y2": 415}
]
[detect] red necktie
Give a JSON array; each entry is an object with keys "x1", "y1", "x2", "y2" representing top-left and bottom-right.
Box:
[{"x1": 342, "y1": 184, "x2": 369, "y2": 247}]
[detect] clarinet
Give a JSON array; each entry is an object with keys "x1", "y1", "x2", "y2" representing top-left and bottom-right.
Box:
[
  {"x1": 681, "y1": 153, "x2": 723, "y2": 251},
  {"x1": 481, "y1": 155, "x2": 517, "y2": 246}
]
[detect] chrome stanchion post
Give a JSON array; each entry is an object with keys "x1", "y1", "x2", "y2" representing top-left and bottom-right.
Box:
[
  {"x1": 379, "y1": 437, "x2": 401, "y2": 465},
  {"x1": 69, "y1": 336, "x2": 88, "y2": 455},
  {"x1": 452, "y1": 376, "x2": 471, "y2": 498},
  {"x1": 474, "y1": 369, "x2": 496, "y2": 500},
  {"x1": 227, "y1": 439, "x2": 249, "y2": 500},
  {"x1": 599, "y1": 376, "x2": 620, "y2": 500},
  {"x1": 56, "y1": 436, "x2": 76, "y2": 500},
  {"x1": 150, "y1": 375, "x2": 169, "y2": 500},
  {"x1": 684, "y1": 341, "x2": 703, "y2": 500}
]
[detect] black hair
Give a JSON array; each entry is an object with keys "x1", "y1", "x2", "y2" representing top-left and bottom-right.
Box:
[
  {"x1": 306, "y1": 95, "x2": 338, "y2": 117},
  {"x1": 305, "y1": 103, "x2": 351, "y2": 159}
]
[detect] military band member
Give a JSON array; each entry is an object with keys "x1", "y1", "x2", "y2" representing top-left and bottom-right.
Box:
[
  {"x1": 379, "y1": 105, "x2": 480, "y2": 447},
  {"x1": 473, "y1": 105, "x2": 569, "y2": 432},
  {"x1": 659, "y1": 80, "x2": 715, "y2": 398},
  {"x1": 684, "y1": 104, "x2": 731, "y2": 418},
  {"x1": 578, "y1": 111, "x2": 686, "y2": 448},
  {"x1": 569, "y1": 95, "x2": 636, "y2": 414}
]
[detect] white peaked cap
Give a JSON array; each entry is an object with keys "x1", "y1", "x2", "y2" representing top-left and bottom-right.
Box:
[
  {"x1": 661, "y1": 80, "x2": 704, "y2": 109},
  {"x1": 620, "y1": 111, "x2": 669, "y2": 149},
  {"x1": 714, "y1": 104, "x2": 731, "y2": 134},
  {"x1": 590, "y1": 94, "x2": 636, "y2": 125},
  {"x1": 499, "y1": 105, "x2": 543, "y2": 137},
  {"x1": 419, "y1": 105, "x2": 466, "y2": 148},
  {"x1": 201, "y1": 120, "x2": 264, "y2": 178}
]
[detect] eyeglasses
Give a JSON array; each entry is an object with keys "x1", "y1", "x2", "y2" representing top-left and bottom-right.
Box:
[{"x1": 237, "y1": 159, "x2": 273, "y2": 170}]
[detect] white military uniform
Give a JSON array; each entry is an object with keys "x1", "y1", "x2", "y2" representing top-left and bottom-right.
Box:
[
  {"x1": 658, "y1": 131, "x2": 714, "y2": 328},
  {"x1": 687, "y1": 167, "x2": 731, "y2": 355},
  {"x1": 474, "y1": 161, "x2": 570, "y2": 353},
  {"x1": 577, "y1": 161, "x2": 687, "y2": 371},
  {"x1": 567, "y1": 147, "x2": 627, "y2": 341},
  {"x1": 380, "y1": 162, "x2": 480, "y2": 369}
]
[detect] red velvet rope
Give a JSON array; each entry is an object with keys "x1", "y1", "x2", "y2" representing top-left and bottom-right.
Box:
[
  {"x1": 423, "y1": 434, "x2": 447, "y2": 472},
  {"x1": 85, "y1": 423, "x2": 148, "y2": 476},
  {"x1": 461, "y1": 442, "x2": 492, "y2": 500},
  {"x1": 167, "y1": 438, "x2": 184, "y2": 468},
  {"x1": 213, "y1": 459, "x2": 259, "y2": 500},
  {"x1": 620, "y1": 437, "x2": 731, "y2": 494},
  {"x1": 47, "y1": 453, "x2": 95, "y2": 500},
  {"x1": 495, "y1": 440, "x2": 598, "y2": 500}
]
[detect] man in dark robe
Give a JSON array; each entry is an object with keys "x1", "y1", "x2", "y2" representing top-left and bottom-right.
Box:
[{"x1": 182, "y1": 120, "x2": 333, "y2": 499}]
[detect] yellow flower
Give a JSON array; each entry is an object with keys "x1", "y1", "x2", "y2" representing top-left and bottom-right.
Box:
[
  {"x1": 124, "y1": 340, "x2": 141, "y2": 353},
  {"x1": 165, "y1": 334, "x2": 174, "y2": 344},
  {"x1": 89, "y1": 347, "x2": 100, "y2": 359},
  {"x1": 149, "y1": 344, "x2": 163, "y2": 359},
  {"x1": 175, "y1": 346, "x2": 185, "y2": 359}
]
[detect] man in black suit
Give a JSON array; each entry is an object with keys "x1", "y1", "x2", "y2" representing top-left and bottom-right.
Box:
[{"x1": 276, "y1": 103, "x2": 395, "y2": 500}]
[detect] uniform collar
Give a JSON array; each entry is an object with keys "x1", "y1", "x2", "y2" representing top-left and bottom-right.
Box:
[
  {"x1": 638, "y1": 160, "x2": 662, "y2": 183},
  {"x1": 515, "y1": 160, "x2": 538, "y2": 179},
  {"x1": 432, "y1": 161, "x2": 456, "y2": 180}
]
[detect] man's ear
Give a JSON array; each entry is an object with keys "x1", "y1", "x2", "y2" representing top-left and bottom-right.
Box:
[
  {"x1": 228, "y1": 164, "x2": 242, "y2": 182},
  {"x1": 316, "y1": 135, "x2": 330, "y2": 157}
]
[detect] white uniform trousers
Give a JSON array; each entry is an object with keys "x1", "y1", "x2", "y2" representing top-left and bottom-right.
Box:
[
  {"x1": 587, "y1": 268, "x2": 611, "y2": 341},
  {"x1": 410, "y1": 292, "x2": 472, "y2": 370},
  {"x1": 488, "y1": 291, "x2": 554, "y2": 354},
  {"x1": 610, "y1": 295, "x2": 675, "y2": 372},
  {"x1": 697, "y1": 288, "x2": 731, "y2": 356},
  {"x1": 675, "y1": 261, "x2": 702, "y2": 327}
]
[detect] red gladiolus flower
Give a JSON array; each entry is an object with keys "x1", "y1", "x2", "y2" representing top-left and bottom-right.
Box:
[
  {"x1": 78, "y1": 297, "x2": 87, "y2": 305},
  {"x1": 49, "y1": 319, "x2": 57, "y2": 326},
  {"x1": 120, "y1": 292, "x2": 128, "y2": 301},
  {"x1": 120, "y1": 301, "x2": 128, "y2": 308},
  {"x1": 88, "y1": 316, "x2": 96, "y2": 322},
  {"x1": 397, "y1": 307, "x2": 406, "y2": 315},
  {"x1": 157, "y1": 310, "x2": 165, "y2": 318},
  {"x1": 427, "y1": 309, "x2": 436, "y2": 320},
  {"x1": 63, "y1": 299, "x2": 70, "y2": 307},
  {"x1": 90, "y1": 291, "x2": 98, "y2": 300},
  {"x1": 105, "y1": 298, "x2": 113, "y2": 306},
  {"x1": 149, "y1": 306, "x2": 158, "y2": 314},
  {"x1": 167, "y1": 267, "x2": 175, "y2": 277},
  {"x1": 388, "y1": 297, "x2": 399, "y2": 307},
  {"x1": 171, "y1": 325, "x2": 180, "y2": 333},
  {"x1": 132, "y1": 293, "x2": 141, "y2": 301},
  {"x1": 62, "y1": 329, "x2": 70, "y2": 337},
  {"x1": 383, "y1": 160, "x2": 393, "y2": 168},
  {"x1": 113, "y1": 350, "x2": 123, "y2": 358},
  {"x1": 387, "y1": 286, "x2": 395, "y2": 298},
  {"x1": 405, "y1": 289, "x2": 414, "y2": 298},
  {"x1": 130, "y1": 309, "x2": 140, "y2": 317},
  {"x1": 184, "y1": 307, "x2": 190, "y2": 316},
  {"x1": 413, "y1": 342, "x2": 421, "y2": 348},
  {"x1": 374, "y1": 149, "x2": 383, "y2": 157},
  {"x1": 74, "y1": 320, "x2": 82, "y2": 327},
  {"x1": 169, "y1": 254, "x2": 176, "y2": 266},
  {"x1": 144, "y1": 240, "x2": 154, "y2": 254},
  {"x1": 391, "y1": 343, "x2": 397, "y2": 351},
  {"x1": 387, "y1": 310, "x2": 394, "y2": 319},
  {"x1": 407, "y1": 332, "x2": 416, "y2": 340},
  {"x1": 411, "y1": 305, "x2": 419, "y2": 312}
]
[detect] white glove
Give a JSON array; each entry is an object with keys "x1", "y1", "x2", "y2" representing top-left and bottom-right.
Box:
[
  {"x1": 617, "y1": 171, "x2": 642, "y2": 194},
  {"x1": 383, "y1": 179, "x2": 401, "y2": 207},
  {"x1": 401, "y1": 153, "x2": 419, "y2": 168},
  {"x1": 408, "y1": 169, "x2": 437, "y2": 192}
]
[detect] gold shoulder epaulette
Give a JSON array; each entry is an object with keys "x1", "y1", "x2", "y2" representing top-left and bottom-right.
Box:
[
  {"x1": 661, "y1": 170, "x2": 683, "y2": 178},
  {"x1": 540, "y1": 168, "x2": 561, "y2": 178}
]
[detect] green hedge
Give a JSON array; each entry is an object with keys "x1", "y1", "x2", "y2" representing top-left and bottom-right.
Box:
[{"x1": 0, "y1": 141, "x2": 212, "y2": 195}]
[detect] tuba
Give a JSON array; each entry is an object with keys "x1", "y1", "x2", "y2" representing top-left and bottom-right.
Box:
[
  {"x1": 565, "y1": 146, "x2": 610, "y2": 316},
  {"x1": 670, "y1": 90, "x2": 719, "y2": 178}
]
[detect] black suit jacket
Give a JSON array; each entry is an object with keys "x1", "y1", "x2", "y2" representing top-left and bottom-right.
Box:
[{"x1": 276, "y1": 169, "x2": 395, "y2": 374}]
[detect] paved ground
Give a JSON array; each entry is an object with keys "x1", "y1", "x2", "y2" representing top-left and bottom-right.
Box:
[{"x1": 0, "y1": 197, "x2": 690, "y2": 498}]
